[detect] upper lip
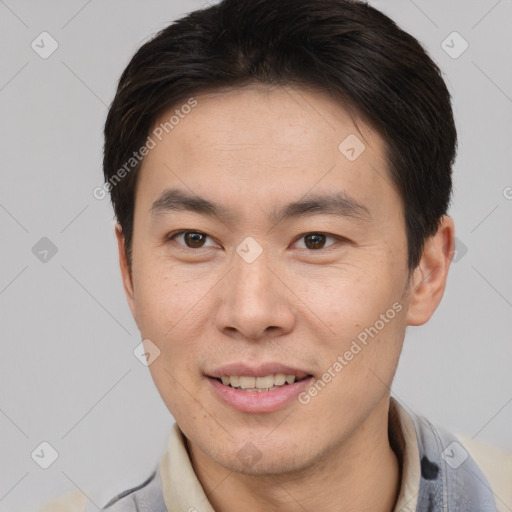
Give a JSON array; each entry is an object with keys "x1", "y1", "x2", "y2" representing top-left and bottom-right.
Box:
[{"x1": 207, "y1": 363, "x2": 311, "y2": 380}]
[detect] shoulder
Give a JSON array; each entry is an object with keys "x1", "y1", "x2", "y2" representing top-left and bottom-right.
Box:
[
  {"x1": 455, "y1": 432, "x2": 512, "y2": 512},
  {"x1": 38, "y1": 469, "x2": 162, "y2": 512},
  {"x1": 101, "y1": 469, "x2": 162, "y2": 511}
]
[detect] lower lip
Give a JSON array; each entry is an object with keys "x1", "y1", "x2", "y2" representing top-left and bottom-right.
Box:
[{"x1": 208, "y1": 376, "x2": 314, "y2": 413}]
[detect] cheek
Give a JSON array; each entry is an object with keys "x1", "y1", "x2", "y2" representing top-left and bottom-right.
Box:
[
  {"x1": 133, "y1": 254, "x2": 206, "y2": 330},
  {"x1": 133, "y1": 261, "x2": 237, "y2": 386},
  {"x1": 290, "y1": 260, "x2": 408, "y2": 388},
  {"x1": 294, "y1": 262, "x2": 403, "y2": 336}
]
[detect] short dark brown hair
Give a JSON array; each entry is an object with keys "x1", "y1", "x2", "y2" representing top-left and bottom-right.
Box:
[{"x1": 103, "y1": 0, "x2": 457, "y2": 270}]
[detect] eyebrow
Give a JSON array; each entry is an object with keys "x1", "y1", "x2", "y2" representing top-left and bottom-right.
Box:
[{"x1": 150, "y1": 187, "x2": 371, "y2": 224}]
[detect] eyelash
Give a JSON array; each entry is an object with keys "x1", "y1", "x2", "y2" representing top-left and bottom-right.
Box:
[{"x1": 166, "y1": 230, "x2": 346, "y2": 251}]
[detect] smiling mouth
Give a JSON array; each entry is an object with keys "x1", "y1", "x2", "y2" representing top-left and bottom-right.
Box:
[{"x1": 214, "y1": 374, "x2": 312, "y2": 392}]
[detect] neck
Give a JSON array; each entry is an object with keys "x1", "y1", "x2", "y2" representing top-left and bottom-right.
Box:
[{"x1": 188, "y1": 397, "x2": 400, "y2": 512}]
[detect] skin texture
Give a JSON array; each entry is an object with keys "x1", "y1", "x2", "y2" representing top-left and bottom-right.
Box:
[{"x1": 116, "y1": 84, "x2": 455, "y2": 512}]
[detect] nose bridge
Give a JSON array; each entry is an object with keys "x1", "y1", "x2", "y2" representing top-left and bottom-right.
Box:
[
  {"x1": 231, "y1": 248, "x2": 277, "y2": 310},
  {"x1": 216, "y1": 246, "x2": 295, "y2": 339}
]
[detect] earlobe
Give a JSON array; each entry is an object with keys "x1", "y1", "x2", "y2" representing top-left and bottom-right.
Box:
[
  {"x1": 405, "y1": 216, "x2": 455, "y2": 326},
  {"x1": 115, "y1": 223, "x2": 136, "y2": 317}
]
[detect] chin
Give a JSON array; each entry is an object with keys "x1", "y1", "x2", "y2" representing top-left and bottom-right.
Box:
[
  {"x1": 221, "y1": 448, "x2": 315, "y2": 477},
  {"x1": 207, "y1": 429, "x2": 322, "y2": 475}
]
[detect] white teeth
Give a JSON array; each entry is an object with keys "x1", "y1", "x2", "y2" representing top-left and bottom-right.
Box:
[
  {"x1": 218, "y1": 373, "x2": 305, "y2": 389},
  {"x1": 256, "y1": 375, "x2": 274, "y2": 389},
  {"x1": 241, "y1": 387, "x2": 278, "y2": 392},
  {"x1": 274, "y1": 373, "x2": 286, "y2": 385},
  {"x1": 239, "y1": 376, "x2": 256, "y2": 389}
]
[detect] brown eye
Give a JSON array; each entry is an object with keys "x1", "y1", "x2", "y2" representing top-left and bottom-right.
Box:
[
  {"x1": 168, "y1": 230, "x2": 219, "y2": 251},
  {"x1": 183, "y1": 231, "x2": 207, "y2": 248},
  {"x1": 168, "y1": 230, "x2": 219, "y2": 250},
  {"x1": 304, "y1": 233, "x2": 327, "y2": 249}
]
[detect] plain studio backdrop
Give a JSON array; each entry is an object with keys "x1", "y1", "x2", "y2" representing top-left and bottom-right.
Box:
[{"x1": 0, "y1": 0, "x2": 511, "y2": 510}]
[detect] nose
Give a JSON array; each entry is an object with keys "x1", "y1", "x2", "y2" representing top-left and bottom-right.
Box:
[{"x1": 215, "y1": 251, "x2": 296, "y2": 341}]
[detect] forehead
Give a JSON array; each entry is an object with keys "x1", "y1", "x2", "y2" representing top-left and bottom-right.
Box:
[{"x1": 135, "y1": 85, "x2": 398, "y2": 222}]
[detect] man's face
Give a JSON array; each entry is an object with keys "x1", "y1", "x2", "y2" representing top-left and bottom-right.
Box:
[{"x1": 120, "y1": 85, "x2": 413, "y2": 474}]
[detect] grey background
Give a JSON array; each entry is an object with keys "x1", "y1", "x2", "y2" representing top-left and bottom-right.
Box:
[{"x1": 0, "y1": 0, "x2": 511, "y2": 510}]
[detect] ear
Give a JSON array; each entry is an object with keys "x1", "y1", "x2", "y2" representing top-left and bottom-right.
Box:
[
  {"x1": 406, "y1": 215, "x2": 455, "y2": 326},
  {"x1": 115, "y1": 223, "x2": 136, "y2": 319}
]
